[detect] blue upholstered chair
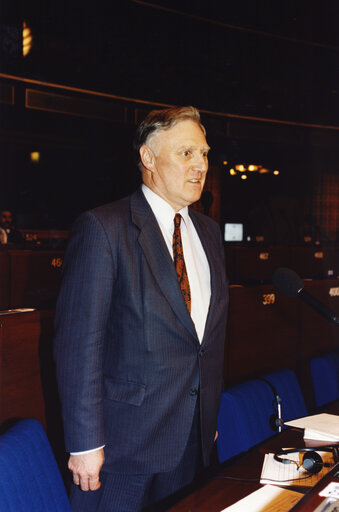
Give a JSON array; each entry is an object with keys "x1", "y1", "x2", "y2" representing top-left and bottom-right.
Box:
[
  {"x1": 0, "y1": 419, "x2": 71, "y2": 511},
  {"x1": 217, "y1": 368, "x2": 307, "y2": 462},
  {"x1": 311, "y1": 350, "x2": 339, "y2": 407}
]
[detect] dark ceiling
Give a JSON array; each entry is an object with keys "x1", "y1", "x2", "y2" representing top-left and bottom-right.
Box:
[{"x1": 1, "y1": 1, "x2": 339, "y2": 126}]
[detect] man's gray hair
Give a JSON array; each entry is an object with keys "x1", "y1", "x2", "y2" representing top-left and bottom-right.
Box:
[{"x1": 133, "y1": 106, "x2": 206, "y2": 171}]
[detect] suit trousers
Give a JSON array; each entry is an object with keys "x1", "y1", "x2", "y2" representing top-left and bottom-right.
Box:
[{"x1": 69, "y1": 404, "x2": 201, "y2": 512}]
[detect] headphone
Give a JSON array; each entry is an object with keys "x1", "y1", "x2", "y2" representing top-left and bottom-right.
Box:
[{"x1": 274, "y1": 447, "x2": 335, "y2": 475}]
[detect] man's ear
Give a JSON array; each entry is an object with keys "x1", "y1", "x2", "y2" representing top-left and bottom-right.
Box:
[{"x1": 139, "y1": 145, "x2": 156, "y2": 172}]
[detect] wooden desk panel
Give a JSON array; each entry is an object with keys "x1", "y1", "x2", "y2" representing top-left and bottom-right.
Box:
[
  {"x1": 225, "y1": 245, "x2": 291, "y2": 285},
  {"x1": 9, "y1": 250, "x2": 63, "y2": 308},
  {"x1": 290, "y1": 246, "x2": 339, "y2": 280},
  {"x1": 0, "y1": 250, "x2": 9, "y2": 310},
  {"x1": 0, "y1": 309, "x2": 54, "y2": 426},
  {"x1": 300, "y1": 279, "x2": 339, "y2": 358},
  {"x1": 225, "y1": 285, "x2": 300, "y2": 385},
  {"x1": 298, "y1": 279, "x2": 339, "y2": 409},
  {"x1": 0, "y1": 308, "x2": 67, "y2": 477}
]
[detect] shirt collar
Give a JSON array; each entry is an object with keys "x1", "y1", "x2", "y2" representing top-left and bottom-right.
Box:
[{"x1": 142, "y1": 184, "x2": 189, "y2": 230}]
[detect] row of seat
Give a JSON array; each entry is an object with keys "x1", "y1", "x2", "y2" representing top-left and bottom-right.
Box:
[
  {"x1": 224, "y1": 244, "x2": 339, "y2": 284},
  {"x1": 217, "y1": 360, "x2": 338, "y2": 463},
  {"x1": 1, "y1": 244, "x2": 338, "y2": 311},
  {"x1": 310, "y1": 349, "x2": 339, "y2": 408}
]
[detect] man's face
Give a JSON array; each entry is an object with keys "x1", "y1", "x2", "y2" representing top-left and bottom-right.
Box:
[
  {"x1": 0, "y1": 211, "x2": 12, "y2": 228},
  {"x1": 143, "y1": 120, "x2": 210, "y2": 211}
]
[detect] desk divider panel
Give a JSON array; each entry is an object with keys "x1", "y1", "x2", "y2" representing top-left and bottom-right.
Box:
[
  {"x1": 224, "y1": 244, "x2": 339, "y2": 285},
  {"x1": 0, "y1": 310, "x2": 51, "y2": 425},
  {"x1": 299, "y1": 279, "x2": 339, "y2": 358},
  {"x1": 224, "y1": 284, "x2": 300, "y2": 386},
  {"x1": 225, "y1": 245, "x2": 291, "y2": 285},
  {"x1": 0, "y1": 309, "x2": 66, "y2": 477},
  {"x1": 298, "y1": 279, "x2": 339, "y2": 408},
  {"x1": 290, "y1": 246, "x2": 339, "y2": 280},
  {"x1": 9, "y1": 250, "x2": 63, "y2": 309},
  {"x1": 0, "y1": 251, "x2": 9, "y2": 310}
]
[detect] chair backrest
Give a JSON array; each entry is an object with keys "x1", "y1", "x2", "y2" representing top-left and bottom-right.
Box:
[
  {"x1": 0, "y1": 419, "x2": 71, "y2": 512},
  {"x1": 217, "y1": 368, "x2": 307, "y2": 463},
  {"x1": 311, "y1": 350, "x2": 339, "y2": 407}
]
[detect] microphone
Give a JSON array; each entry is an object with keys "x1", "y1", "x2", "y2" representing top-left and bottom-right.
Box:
[
  {"x1": 257, "y1": 377, "x2": 284, "y2": 432},
  {"x1": 272, "y1": 267, "x2": 339, "y2": 325}
]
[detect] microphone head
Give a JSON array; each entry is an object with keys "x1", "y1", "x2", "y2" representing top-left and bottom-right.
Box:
[{"x1": 272, "y1": 267, "x2": 303, "y2": 297}]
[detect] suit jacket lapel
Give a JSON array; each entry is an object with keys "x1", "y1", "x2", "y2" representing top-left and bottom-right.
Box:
[{"x1": 130, "y1": 188, "x2": 198, "y2": 342}]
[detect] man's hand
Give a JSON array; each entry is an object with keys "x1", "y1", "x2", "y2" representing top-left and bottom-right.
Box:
[{"x1": 68, "y1": 448, "x2": 105, "y2": 492}]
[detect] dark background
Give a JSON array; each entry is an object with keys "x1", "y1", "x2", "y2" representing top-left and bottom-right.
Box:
[{"x1": 0, "y1": 0, "x2": 338, "y2": 243}]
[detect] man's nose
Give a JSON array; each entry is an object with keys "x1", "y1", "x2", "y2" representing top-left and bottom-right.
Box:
[{"x1": 192, "y1": 153, "x2": 208, "y2": 171}]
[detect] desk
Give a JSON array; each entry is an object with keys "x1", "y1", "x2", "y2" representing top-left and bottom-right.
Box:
[
  {"x1": 167, "y1": 403, "x2": 339, "y2": 512},
  {"x1": 290, "y1": 464, "x2": 339, "y2": 511}
]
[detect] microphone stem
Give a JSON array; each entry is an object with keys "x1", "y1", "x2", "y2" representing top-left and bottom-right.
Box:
[
  {"x1": 277, "y1": 402, "x2": 282, "y2": 433},
  {"x1": 298, "y1": 289, "x2": 339, "y2": 325}
]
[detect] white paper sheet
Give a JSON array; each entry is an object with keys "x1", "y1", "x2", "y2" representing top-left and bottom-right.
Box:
[
  {"x1": 319, "y1": 482, "x2": 339, "y2": 500},
  {"x1": 220, "y1": 484, "x2": 302, "y2": 511}
]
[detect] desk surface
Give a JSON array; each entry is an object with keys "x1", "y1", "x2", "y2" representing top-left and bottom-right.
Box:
[{"x1": 167, "y1": 403, "x2": 339, "y2": 512}]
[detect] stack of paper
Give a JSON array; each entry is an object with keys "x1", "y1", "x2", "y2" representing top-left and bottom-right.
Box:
[{"x1": 285, "y1": 413, "x2": 339, "y2": 442}]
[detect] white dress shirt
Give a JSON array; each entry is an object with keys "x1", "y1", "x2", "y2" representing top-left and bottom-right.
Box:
[{"x1": 142, "y1": 184, "x2": 211, "y2": 342}]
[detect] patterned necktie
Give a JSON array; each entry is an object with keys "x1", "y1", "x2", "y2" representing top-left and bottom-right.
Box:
[{"x1": 173, "y1": 213, "x2": 191, "y2": 314}]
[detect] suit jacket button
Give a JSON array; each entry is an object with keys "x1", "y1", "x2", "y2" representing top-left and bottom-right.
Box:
[
  {"x1": 189, "y1": 388, "x2": 198, "y2": 396},
  {"x1": 199, "y1": 350, "x2": 205, "y2": 357}
]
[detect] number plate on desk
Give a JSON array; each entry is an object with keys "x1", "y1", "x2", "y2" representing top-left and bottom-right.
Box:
[
  {"x1": 314, "y1": 498, "x2": 339, "y2": 512},
  {"x1": 262, "y1": 293, "x2": 275, "y2": 305},
  {"x1": 51, "y1": 257, "x2": 63, "y2": 268}
]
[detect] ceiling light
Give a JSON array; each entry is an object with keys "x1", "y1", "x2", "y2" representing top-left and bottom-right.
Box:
[
  {"x1": 30, "y1": 151, "x2": 40, "y2": 163},
  {"x1": 235, "y1": 164, "x2": 245, "y2": 172},
  {"x1": 23, "y1": 21, "x2": 33, "y2": 57}
]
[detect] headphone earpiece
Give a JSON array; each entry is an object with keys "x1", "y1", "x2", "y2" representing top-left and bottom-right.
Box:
[{"x1": 301, "y1": 450, "x2": 324, "y2": 475}]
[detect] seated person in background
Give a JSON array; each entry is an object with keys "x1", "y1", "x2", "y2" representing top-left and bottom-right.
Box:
[{"x1": 0, "y1": 209, "x2": 24, "y2": 244}]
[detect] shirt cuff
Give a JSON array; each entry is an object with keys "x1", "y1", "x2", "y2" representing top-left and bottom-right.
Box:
[{"x1": 70, "y1": 445, "x2": 105, "y2": 455}]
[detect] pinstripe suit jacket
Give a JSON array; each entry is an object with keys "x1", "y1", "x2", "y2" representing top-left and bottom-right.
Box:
[{"x1": 54, "y1": 187, "x2": 228, "y2": 474}]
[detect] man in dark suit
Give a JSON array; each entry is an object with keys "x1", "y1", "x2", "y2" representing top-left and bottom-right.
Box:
[
  {"x1": 54, "y1": 106, "x2": 228, "y2": 511},
  {"x1": 0, "y1": 209, "x2": 24, "y2": 245}
]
